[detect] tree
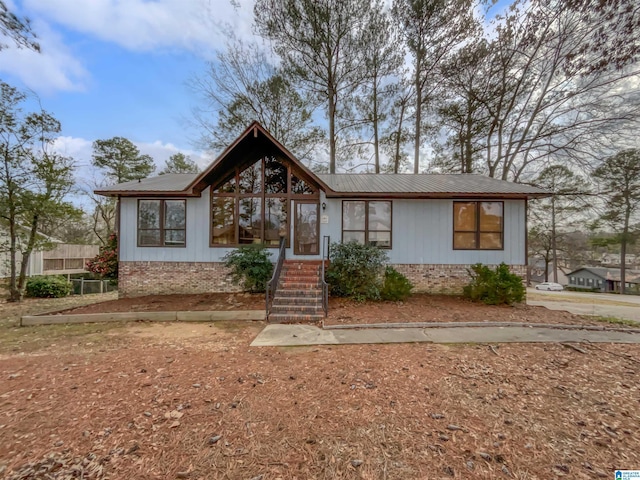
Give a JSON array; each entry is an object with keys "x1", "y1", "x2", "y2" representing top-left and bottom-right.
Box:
[
  {"x1": 92, "y1": 137, "x2": 155, "y2": 184},
  {"x1": 86, "y1": 233, "x2": 118, "y2": 280},
  {"x1": 356, "y1": 1, "x2": 403, "y2": 173},
  {"x1": 530, "y1": 165, "x2": 590, "y2": 282},
  {"x1": 255, "y1": 0, "x2": 372, "y2": 173},
  {"x1": 391, "y1": 0, "x2": 475, "y2": 174},
  {"x1": 160, "y1": 153, "x2": 200, "y2": 175},
  {"x1": 0, "y1": 1, "x2": 39, "y2": 51},
  {"x1": 191, "y1": 39, "x2": 323, "y2": 164},
  {"x1": 592, "y1": 149, "x2": 640, "y2": 294},
  {"x1": 0, "y1": 82, "x2": 76, "y2": 302},
  {"x1": 471, "y1": 0, "x2": 640, "y2": 181}
]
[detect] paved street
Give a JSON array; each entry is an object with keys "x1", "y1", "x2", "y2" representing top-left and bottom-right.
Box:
[{"x1": 527, "y1": 288, "x2": 640, "y2": 322}]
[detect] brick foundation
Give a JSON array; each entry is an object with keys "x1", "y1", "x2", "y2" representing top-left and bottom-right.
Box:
[
  {"x1": 118, "y1": 261, "x2": 527, "y2": 298},
  {"x1": 118, "y1": 261, "x2": 241, "y2": 298},
  {"x1": 391, "y1": 264, "x2": 527, "y2": 295}
]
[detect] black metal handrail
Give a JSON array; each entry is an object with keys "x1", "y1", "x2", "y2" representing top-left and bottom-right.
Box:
[
  {"x1": 266, "y1": 236, "x2": 286, "y2": 319},
  {"x1": 321, "y1": 235, "x2": 330, "y2": 316}
]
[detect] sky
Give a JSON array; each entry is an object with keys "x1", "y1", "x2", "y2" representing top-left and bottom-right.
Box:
[
  {"x1": 0, "y1": 0, "x2": 513, "y2": 202},
  {"x1": 0, "y1": 0, "x2": 256, "y2": 184}
]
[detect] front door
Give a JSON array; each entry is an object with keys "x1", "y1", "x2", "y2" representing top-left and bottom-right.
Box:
[{"x1": 294, "y1": 201, "x2": 319, "y2": 255}]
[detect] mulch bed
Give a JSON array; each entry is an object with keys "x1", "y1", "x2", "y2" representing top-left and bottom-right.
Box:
[
  {"x1": 0, "y1": 323, "x2": 638, "y2": 479},
  {"x1": 58, "y1": 292, "x2": 610, "y2": 328}
]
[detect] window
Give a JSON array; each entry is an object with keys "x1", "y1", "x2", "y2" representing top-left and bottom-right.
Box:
[
  {"x1": 137, "y1": 199, "x2": 186, "y2": 247},
  {"x1": 342, "y1": 200, "x2": 392, "y2": 248},
  {"x1": 453, "y1": 201, "x2": 503, "y2": 250},
  {"x1": 587, "y1": 278, "x2": 593, "y2": 285},
  {"x1": 210, "y1": 156, "x2": 318, "y2": 246}
]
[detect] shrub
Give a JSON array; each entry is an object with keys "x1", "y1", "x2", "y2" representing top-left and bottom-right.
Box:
[
  {"x1": 326, "y1": 242, "x2": 388, "y2": 301},
  {"x1": 223, "y1": 245, "x2": 273, "y2": 293},
  {"x1": 25, "y1": 275, "x2": 72, "y2": 298},
  {"x1": 86, "y1": 234, "x2": 118, "y2": 281},
  {"x1": 381, "y1": 266, "x2": 413, "y2": 301},
  {"x1": 463, "y1": 263, "x2": 525, "y2": 305}
]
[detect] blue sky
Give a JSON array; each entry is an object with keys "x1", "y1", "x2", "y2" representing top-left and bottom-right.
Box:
[
  {"x1": 0, "y1": 0, "x2": 512, "y2": 187},
  {"x1": 0, "y1": 0, "x2": 256, "y2": 178}
]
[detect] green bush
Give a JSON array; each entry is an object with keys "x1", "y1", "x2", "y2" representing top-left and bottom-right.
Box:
[
  {"x1": 463, "y1": 263, "x2": 525, "y2": 305},
  {"x1": 326, "y1": 242, "x2": 388, "y2": 301},
  {"x1": 223, "y1": 245, "x2": 273, "y2": 293},
  {"x1": 25, "y1": 275, "x2": 73, "y2": 298},
  {"x1": 380, "y1": 266, "x2": 413, "y2": 301}
]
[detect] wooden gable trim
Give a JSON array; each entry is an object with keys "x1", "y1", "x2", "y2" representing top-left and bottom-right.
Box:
[{"x1": 186, "y1": 121, "x2": 333, "y2": 195}]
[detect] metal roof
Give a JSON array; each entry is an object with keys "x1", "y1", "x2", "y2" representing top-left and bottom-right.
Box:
[
  {"x1": 317, "y1": 174, "x2": 547, "y2": 196},
  {"x1": 96, "y1": 172, "x2": 548, "y2": 198},
  {"x1": 95, "y1": 174, "x2": 197, "y2": 194},
  {"x1": 569, "y1": 267, "x2": 640, "y2": 282}
]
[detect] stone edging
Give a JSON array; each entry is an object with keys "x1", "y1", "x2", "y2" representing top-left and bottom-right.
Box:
[
  {"x1": 322, "y1": 321, "x2": 640, "y2": 334},
  {"x1": 20, "y1": 310, "x2": 265, "y2": 327}
]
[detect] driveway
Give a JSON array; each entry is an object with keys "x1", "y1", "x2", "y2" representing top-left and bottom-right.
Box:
[{"x1": 527, "y1": 287, "x2": 640, "y2": 322}]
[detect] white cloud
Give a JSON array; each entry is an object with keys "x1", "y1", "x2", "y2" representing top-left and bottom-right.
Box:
[
  {"x1": 52, "y1": 135, "x2": 211, "y2": 197},
  {"x1": 0, "y1": 20, "x2": 89, "y2": 93},
  {"x1": 22, "y1": 0, "x2": 256, "y2": 55}
]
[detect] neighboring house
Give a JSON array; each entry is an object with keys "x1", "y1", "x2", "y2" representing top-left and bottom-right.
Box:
[
  {"x1": 0, "y1": 227, "x2": 99, "y2": 279},
  {"x1": 529, "y1": 258, "x2": 569, "y2": 285},
  {"x1": 567, "y1": 267, "x2": 640, "y2": 294},
  {"x1": 96, "y1": 121, "x2": 548, "y2": 299},
  {"x1": 600, "y1": 253, "x2": 638, "y2": 268}
]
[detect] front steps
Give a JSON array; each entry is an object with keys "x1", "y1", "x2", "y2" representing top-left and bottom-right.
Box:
[{"x1": 268, "y1": 260, "x2": 325, "y2": 323}]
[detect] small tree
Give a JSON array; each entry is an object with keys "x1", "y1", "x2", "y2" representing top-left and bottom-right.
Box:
[
  {"x1": 592, "y1": 149, "x2": 640, "y2": 294},
  {"x1": 86, "y1": 233, "x2": 118, "y2": 281},
  {"x1": 160, "y1": 153, "x2": 200, "y2": 175},
  {"x1": 92, "y1": 137, "x2": 155, "y2": 184},
  {"x1": 0, "y1": 81, "x2": 76, "y2": 302}
]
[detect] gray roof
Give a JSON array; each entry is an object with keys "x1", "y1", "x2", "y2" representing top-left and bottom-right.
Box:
[
  {"x1": 317, "y1": 174, "x2": 547, "y2": 196},
  {"x1": 96, "y1": 174, "x2": 197, "y2": 193},
  {"x1": 570, "y1": 267, "x2": 640, "y2": 282},
  {"x1": 96, "y1": 172, "x2": 547, "y2": 198}
]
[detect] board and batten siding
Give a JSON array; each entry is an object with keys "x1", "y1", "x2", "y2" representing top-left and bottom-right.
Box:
[{"x1": 119, "y1": 191, "x2": 525, "y2": 265}]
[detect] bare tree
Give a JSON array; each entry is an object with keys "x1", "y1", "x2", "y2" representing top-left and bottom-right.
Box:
[
  {"x1": 391, "y1": 0, "x2": 476, "y2": 174},
  {"x1": 254, "y1": 0, "x2": 372, "y2": 173},
  {"x1": 190, "y1": 38, "x2": 323, "y2": 164}
]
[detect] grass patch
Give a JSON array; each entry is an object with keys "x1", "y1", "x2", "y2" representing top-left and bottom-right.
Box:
[{"x1": 591, "y1": 316, "x2": 639, "y2": 327}]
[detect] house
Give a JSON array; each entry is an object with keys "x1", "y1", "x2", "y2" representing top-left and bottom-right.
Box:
[
  {"x1": 529, "y1": 258, "x2": 570, "y2": 285},
  {"x1": 567, "y1": 267, "x2": 640, "y2": 294},
  {"x1": 96, "y1": 121, "x2": 548, "y2": 303},
  {"x1": 0, "y1": 226, "x2": 99, "y2": 279},
  {"x1": 600, "y1": 253, "x2": 638, "y2": 268}
]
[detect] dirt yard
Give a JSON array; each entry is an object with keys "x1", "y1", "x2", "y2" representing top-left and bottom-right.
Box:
[
  {"x1": 55, "y1": 293, "x2": 611, "y2": 328},
  {"x1": 0, "y1": 320, "x2": 638, "y2": 479}
]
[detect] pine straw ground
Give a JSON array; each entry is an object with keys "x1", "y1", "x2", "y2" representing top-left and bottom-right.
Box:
[{"x1": 1, "y1": 322, "x2": 639, "y2": 480}]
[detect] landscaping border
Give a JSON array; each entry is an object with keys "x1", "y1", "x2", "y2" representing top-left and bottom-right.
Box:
[{"x1": 20, "y1": 310, "x2": 265, "y2": 326}]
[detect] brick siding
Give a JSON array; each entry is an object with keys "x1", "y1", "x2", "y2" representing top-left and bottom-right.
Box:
[
  {"x1": 391, "y1": 264, "x2": 527, "y2": 294},
  {"x1": 118, "y1": 261, "x2": 526, "y2": 298},
  {"x1": 118, "y1": 261, "x2": 241, "y2": 298}
]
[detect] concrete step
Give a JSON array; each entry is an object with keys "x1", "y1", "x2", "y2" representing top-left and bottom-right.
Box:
[{"x1": 268, "y1": 313, "x2": 325, "y2": 324}]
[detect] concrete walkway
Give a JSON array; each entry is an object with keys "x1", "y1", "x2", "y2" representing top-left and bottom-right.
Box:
[{"x1": 250, "y1": 324, "x2": 640, "y2": 347}]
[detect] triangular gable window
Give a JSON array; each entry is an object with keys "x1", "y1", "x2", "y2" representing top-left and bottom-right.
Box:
[{"x1": 211, "y1": 155, "x2": 318, "y2": 246}]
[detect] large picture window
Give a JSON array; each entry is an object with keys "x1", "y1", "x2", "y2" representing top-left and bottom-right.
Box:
[
  {"x1": 138, "y1": 199, "x2": 186, "y2": 247},
  {"x1": 342, "y1": 200, "x2": 392, "y2": 248},
  {"x1": 211, "y1": 156, "x2": 317, "y2": 246},
  {"x1": 453, "y1": 201, "x2": 503, "y2": 250}
]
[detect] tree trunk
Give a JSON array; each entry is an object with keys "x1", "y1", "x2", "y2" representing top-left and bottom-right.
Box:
[
  {"x1": 373, "y1": 80, "x2": 380, "y2": 174},
  {"x1": 551, "y1": 196, "x2": 558, "y2": 283},
  {"x1": 329, "y1": 90, "x2": 336, "y2": 174},
  {"x1": 7, "y1": 217, "x2": 20, "y2": 302},
  {"x1": 413, "y1": 56, "x2": 422, "y2": 174},
  {"x1": 394, "y1": 100, "x2": 406, "y2": 174}
]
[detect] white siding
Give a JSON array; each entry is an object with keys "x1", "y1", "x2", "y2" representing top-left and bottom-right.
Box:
[{"x1": 120, "y1": 191, "x2": 525, "y2": 265}]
